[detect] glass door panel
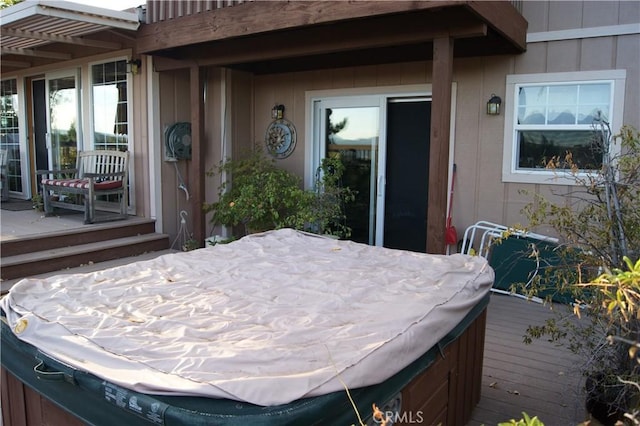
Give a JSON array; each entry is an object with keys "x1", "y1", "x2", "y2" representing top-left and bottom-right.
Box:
[
  {"x1": 0, "y1": 79, "x2": 23, "y2": 195},
  {"x1": 47, "y1": 74, "x2": 78, "y2": 170},
  {"x1": 384, "y1": 99, "x2": 431, "y2": 252},
  {"x1": 323, "y1": 105, "x2": 380, "y2": 245}
]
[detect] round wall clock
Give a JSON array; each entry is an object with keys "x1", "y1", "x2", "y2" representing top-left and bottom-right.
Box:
[{"x1": 265, "y1": 118, "x2": 297, "y2": 159}]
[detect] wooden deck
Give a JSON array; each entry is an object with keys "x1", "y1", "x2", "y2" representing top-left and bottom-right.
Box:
[
  {"x1": 0, "y1": 206, "x2": 594, "y2": 424},
  {"x1": 469, "y1": 293, "x2": 590, "y2": 426}
]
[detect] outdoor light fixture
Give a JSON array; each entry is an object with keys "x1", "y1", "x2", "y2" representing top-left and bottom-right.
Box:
[
  {"x1": 271, "y1": 104, "x2": 285, "y2": 120},
  {"x1": 486, "y1": 94, "x2": 502, "y2": 115},
  {"x1": 127, "y1": 59, "x2": 142, "y2": 75}
]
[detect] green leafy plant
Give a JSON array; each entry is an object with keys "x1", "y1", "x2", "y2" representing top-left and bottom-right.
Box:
[
  {"x1": 203, "y1": 147, "x2": 354, "y2": 239},
  {"x1": 31, "y1": 193, "x2": 43, "y2": 211},
  {"x1": 518, "y1": 123, "x2": 639, "y2": 423},
  {"x1": 282, "y1": 154, "x2": 355, "y2": 238},
  {"x1": 182, "y1": 238, "x2": 199, "y2": 252},
  {"x1": 498, "y1": 412, "x2": 544, "y2": 426}
]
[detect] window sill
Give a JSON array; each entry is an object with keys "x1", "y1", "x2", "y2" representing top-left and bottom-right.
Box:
[{"x1": 502, "y1": 170, "x2": 598, "y2": 186}]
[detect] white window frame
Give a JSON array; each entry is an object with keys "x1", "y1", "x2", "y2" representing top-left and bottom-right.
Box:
[
  {"x1": 88, "y1": 57, "x2": 131, "y2": 152},
  {"x1": 502, "y1": 70, "x2": 626, "y2": 185},
  {"x1": 88, "y1": 56, "x2": 135, "y2": 212}
]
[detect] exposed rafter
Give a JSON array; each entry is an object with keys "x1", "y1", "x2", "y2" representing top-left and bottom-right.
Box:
[
  {"x1": 1, "y1": 28, "x2": 122, "y2": 50},
  {"x1": 0, "y1": 0, "x2": 139, "y2": 74},
  {"x1": 0, "y1": 1, "x2": 140, "y2": 32},
  {"x1": 1, "y1": 47, "x2": 71, "y2": 60},
  {"x1": 0, "y1": 59, "x2": 31, "y2": 68}
]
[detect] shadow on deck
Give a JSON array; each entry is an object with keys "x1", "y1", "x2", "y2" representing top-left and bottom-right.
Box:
[
  {"x1": 1, "y1": 205, "x2": 171, "y2": 289},
  {"x1": 470, "y1": 293, "x2": 593, "y2": 426}
]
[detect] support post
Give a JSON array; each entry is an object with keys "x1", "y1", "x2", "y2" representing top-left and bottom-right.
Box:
[
  {"x1": 190, "y1": 65, "x2": 206, "y2": 247},
  {"x1": 427, "y1": 37, "x2": 453, "y2": 254}
]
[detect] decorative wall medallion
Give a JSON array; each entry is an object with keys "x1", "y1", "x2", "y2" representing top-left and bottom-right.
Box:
[{"x1": 265, "y1": 118, "x2": 297, "y2": 159}]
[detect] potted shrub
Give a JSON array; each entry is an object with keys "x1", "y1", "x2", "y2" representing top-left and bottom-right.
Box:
[
  {"x1": 517, "y1": 123, "x2": 639, "y2": 424},
  {"x1": 203, "y1": 147, "x2": 354, "y2": 240}
]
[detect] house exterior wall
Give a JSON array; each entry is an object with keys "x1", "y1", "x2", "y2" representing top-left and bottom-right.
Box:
[
  {"x1": 247, "y1": 0, "x2": 638, "y2": 242},
  {"x1": 155, "y1": 0, "x2": 639, "y2": 244},
  {"x1": 1, "y1": 49, "x2": 151, "y2": 215}
]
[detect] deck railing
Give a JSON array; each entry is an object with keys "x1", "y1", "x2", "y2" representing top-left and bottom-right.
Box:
[
  {"x1": 145, "y1": 0, "x2": 251, "y2": 24},
  {"x1": 145, "y1": 0, "x2": 523, "y2": 24}
]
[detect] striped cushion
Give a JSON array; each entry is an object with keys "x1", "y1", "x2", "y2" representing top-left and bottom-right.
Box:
[{"x1": 41, "y1": 178, "x2": 122, "y2": 191}]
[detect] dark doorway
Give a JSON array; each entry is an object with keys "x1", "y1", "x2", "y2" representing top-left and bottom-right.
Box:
[{"x1": 383, "y1": 99, "x2": 431, "y2": 252}]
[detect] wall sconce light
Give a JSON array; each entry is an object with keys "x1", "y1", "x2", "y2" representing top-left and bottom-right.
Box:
[
  {"x1": 271, "y1": 104, "x2": 285, "y2": 120},
  {"x1": 127, "y1": 59, "x2": 142, "y2": 75},
  {"x1": 486, "y1": 94, "x2": 502, "y2": 115}
]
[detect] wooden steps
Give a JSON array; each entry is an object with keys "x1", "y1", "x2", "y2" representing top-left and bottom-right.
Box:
[{"x1": 0, "y1": 218, "x2": 170, "y2": 282}]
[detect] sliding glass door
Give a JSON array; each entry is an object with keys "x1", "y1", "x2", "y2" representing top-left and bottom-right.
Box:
[
  {"x1": 311, "y1": 93, "x2": 431, "y2": 251},
  {"x1": 314, "y1": 96, "x2": 385, "y2": 246},
  {"x1": 46, "y1": 71, "x2": 80, "y2": 171}
]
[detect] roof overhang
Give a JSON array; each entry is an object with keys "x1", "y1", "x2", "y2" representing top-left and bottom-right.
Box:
[
  {"x1": 0, "y1": 0, "x2": 140, "y2": 73},
  {"x1": 137, "y1": 0, "x2": 528, "y2": 74}
]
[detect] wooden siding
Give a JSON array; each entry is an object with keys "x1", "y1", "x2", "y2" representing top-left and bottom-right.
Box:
[{"x1": 158, "y1": 69, "x2": 192, "y2": 242}]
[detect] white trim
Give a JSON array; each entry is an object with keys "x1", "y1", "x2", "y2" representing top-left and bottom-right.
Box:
[
  {"x1": 147, "y1": 55, "x2": 162, "y2": 228},
  {"x1": 86, "y1": 56, "x2": 137, "y2": 214},
  {"x1": 0, "y1": 1, "x2": 139, "y2": 30},
  {"x1": 506, "y1": 70, "x2": 627, "y2": 85},
  {"x1": 16, "y1": 76, "x2": 30, "y2": 200},
  {"x1": 502, "y1": 70, "x2": 626, "y2": 186},
  {"x1": 44, "y1": 68, "x2": 83, "y2": 169},
  {"x1": 125, "y1": 60, "x2": 136, "y2": 214},
  {"x1": 304, "y1": 84, "x2": 432, "y2": 188},
  {"x1": 9, "y1": 49, "x2": 133, "y2": 80},
  {"x1": 527, "y1": 23, "x2": 640, "y2": 43}
]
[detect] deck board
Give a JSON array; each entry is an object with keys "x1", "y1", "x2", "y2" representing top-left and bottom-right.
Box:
[{"x1": 468, "y1": 293, "x2": 590, "y2": 426}]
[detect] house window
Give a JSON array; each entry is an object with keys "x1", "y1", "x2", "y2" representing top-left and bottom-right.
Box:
[
  {"x1": 0, "y1": 79, "x2": 22, "y2": 193},
  {"x1": 91, "y1": 60, "x2": 129, "y2": 151},
  {"x1": 502, "y1": 70, "x2": 625, "y2": 185}
]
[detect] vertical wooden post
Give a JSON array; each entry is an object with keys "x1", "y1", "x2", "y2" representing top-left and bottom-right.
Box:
[
  {"x1": 190, "y1": 64, "x2": 205, "y2": 247},
  {"x1": 427, "y1": 37, "x2": 453, "y2": 254}
]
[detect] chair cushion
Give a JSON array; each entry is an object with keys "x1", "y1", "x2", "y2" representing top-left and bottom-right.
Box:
[{"x1": 41, "y1": 178, "x2": 122, "y2": 191}]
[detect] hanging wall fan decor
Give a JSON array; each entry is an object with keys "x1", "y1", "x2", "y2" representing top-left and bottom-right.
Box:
[{"x1": 164, "y1": 122, "x2": 192, "y2": 161}]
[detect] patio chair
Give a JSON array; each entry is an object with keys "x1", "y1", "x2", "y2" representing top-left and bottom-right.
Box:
[
  {"x1": 38, "y1": 150, "x2": 129, "y2": 224},
  {"x1": 461, "y1": 221, "x2": 565, "y2": 303}
]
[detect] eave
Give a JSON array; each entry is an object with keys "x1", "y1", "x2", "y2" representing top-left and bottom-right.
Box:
[
  {"x1": 137, "y1": 0, "x2": 527, "y2": 73},
  {"x1": 0, "y1": 1, "x2": 140, "y2": 74}
]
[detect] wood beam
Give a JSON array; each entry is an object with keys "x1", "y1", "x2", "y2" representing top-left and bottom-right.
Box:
[
  {"x1": 190, "y1": 65, "x2": 206, "y2": 247},
  {"x1": 177, "y1": 13, "x2": 485, "y2": 69},
  {"x1": 0, "y1": 59, "x2": 31, "y2": 68},
  {"x1": 1, "y1": 47, "x2": 71, "y2": 60},
  {"x1": 138, "y1": 1, "x2": 464, "y2": 54},
  {"x1": 426, "y1": 37, "x2": 454, "y2": 254},
  {"x1": 466, "y1": 1, "x2": 527, "y2": 51},
  {"x1": 1, "y1": 28, "x2": 122, "y2": 50}
]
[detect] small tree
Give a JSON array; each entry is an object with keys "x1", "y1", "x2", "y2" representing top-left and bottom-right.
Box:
[{"x1": 519, "y1": 123, "x2": 639, "y2": 422}]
